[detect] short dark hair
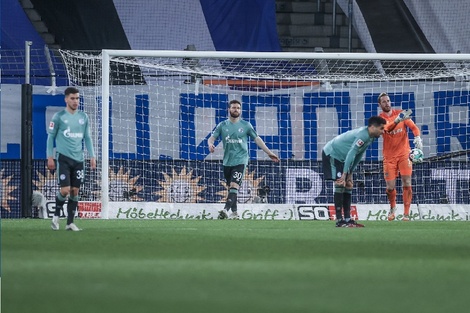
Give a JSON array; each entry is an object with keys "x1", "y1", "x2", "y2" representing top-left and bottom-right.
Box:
[
  {"x1": 228, "y1": 99, "x2": 241, "y2": 108},
  {"x1": 65, "y1": 87, "x2": 79, "y2": 96},
  {"x1": 377, "y1": 92, "x2": 388, "y2": 103},
  {"x1": 368, "y1": 116, "x2": 387, "y2": 127}
]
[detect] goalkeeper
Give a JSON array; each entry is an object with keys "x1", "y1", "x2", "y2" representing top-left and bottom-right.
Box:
[
  {"x1": 208, "y1": 99, "x2": 280, "y2": 220},
  {"x1": 378, "y1": 92, "x2": 422, "y2": 221},
  {"x1": 322, "y1": 116, "x2": 387, "y2": 227}
]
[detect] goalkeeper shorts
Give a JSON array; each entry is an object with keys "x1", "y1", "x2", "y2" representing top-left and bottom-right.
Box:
[{"x1": 383, "y1": 155, "x2": 412, "y2": 181}]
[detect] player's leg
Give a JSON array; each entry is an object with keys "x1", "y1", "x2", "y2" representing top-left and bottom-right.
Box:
[
  {"x1": 219, "y1": 165, "x2": 243, "y2": 219},
  {"x1": 333, "y1": 184, "x2": 345, "y2": 226},
  {"x1": 322, "y1": 151, "x2": 345, "y2": 227},
  {"x1": 218, "y1": 166, "x2": 232, "y2": 219},
  {"x1": 383, "y1": 159, "x2": 398, "y2": 221},
  {"x1": 343, "y1": 175, "x2": 364, "y2": 227},
  {"x1": 399, "y1": 157, "x2": 413, "y2": 221},
  {"x1": 65, "y1": 160, "x2": 84, "y2": 231},
  {"x1": 343, "y1": 174, "x2": 352, "y2": 221},
  {"x1": 227, "y1": 164, "x2": 245, "y2": 220},
  {"x1": 51, "y1": 154, "x2": 71, "y2": 230}
]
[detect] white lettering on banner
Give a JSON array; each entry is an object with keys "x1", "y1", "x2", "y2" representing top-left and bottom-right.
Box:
[
  {"x1": 285, "y1": 168, "x2": 322, "y2": 204},
  {"x1": 431, "y1": 169, "x2": 470, "y2": 203},
  {"x1": 297, "y1": 205, "x2": 330, "y2": 220}
]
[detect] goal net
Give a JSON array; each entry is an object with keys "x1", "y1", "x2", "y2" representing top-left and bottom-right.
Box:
[{"x1": 59, "y1": 50, "x2": 470, "y2": 219}]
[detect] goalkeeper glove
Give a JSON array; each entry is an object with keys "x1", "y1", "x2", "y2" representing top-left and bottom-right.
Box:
[
  {"x1": 394, "y1": 109, "x2": 413, "y2": 124},
  {"x1": 413, "y1": 136, "x2": 423, "y2": 149}
]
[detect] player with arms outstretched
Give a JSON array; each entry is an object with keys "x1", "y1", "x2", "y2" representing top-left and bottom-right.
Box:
[
  {"x1": 378, "y1": 92, "x2": 423, "y2": 221},
  {"x1": 322, "y1": 116, "x2": 387, "y2": 227},
  {"x1": 47, "y1": 87, "x2": 96, "y2": 231},
  {"x1": 208, "y1": 99, "x2": 280, "y2": 220}
]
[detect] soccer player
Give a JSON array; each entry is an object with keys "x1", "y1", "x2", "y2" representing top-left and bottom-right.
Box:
[
  {"x1": 322, "y1": 116, "x2": 387, "y2": 227},
  {"x1": 208, "y1": 99, "x2": 280, "y2": 220},
  {"x1": 378, "y1": 92, "x2": 422, "y2": 221},
  {"x1": 47, "y1": 87, "x2": 96, "y2": 231}
]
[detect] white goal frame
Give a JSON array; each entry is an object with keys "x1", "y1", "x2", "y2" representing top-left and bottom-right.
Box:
[{"x1": 99, "y1": 49, "x2": 470, "y2": 219}]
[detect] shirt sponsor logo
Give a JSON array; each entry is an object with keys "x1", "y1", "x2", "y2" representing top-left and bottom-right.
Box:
[
  {"x1": 225, "y1": 135, "x2": 242, "y2": 144},
  {"x1": 356, "y1": 139, "x2": 364, "y2": 147},
  {"x1": 63, "y1": 127, "x2": 84, "y2": 138},
  {"x1": 388, "y1": 128, "x2": 403, "y2": 135},
  {"x1": 227, "y1": 138, "x2": 243, "y2": 144}
]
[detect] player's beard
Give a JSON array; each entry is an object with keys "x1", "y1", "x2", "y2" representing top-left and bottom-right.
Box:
[
  {"x1": 230, "y1": 111, "x2": 240, "y2": 118},
  {"x1": 381, "y1": 106, "x2": 391, "y2": 113}
]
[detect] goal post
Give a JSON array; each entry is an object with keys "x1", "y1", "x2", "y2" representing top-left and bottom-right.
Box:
[{"x1": 59, "y1": 49, "x2": 470, "y2": 220}]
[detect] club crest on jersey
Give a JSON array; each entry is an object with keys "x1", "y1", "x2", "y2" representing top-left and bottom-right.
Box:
[
  {"x1": 238, "y1": 128, "x2": 244, "y2": 133},
  {"x1": 79, "y1": 118, "x2": 85, "y2": 125},
  {"x1": 48, "y1": 122, "x2": 54, "y2": 130},
  {"x1": 356, "y1": 139, "x2": 364, "y2": 147}
]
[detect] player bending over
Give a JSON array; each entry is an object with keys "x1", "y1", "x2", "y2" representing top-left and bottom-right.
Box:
[{"x1": 322, "y1": 116, "x2": 387, "y2": 227}]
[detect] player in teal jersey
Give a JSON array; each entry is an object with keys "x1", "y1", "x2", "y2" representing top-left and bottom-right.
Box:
[
  {"x1": 47, "y1": 87, "x2": 96, "y2": 231},
  {"x1": 322, "y1": 116, "x2": 386, "y2": 227},
  {"x1": 208, "y1": 99, "x2": 280, "y2": 219}
]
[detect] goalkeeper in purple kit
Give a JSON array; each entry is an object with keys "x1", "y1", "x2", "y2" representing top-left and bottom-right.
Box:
[{"x1": 322, "y1": 116, "x2": 387, "y2": 227}]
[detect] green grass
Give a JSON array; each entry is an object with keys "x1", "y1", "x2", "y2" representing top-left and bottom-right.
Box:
[{"x1": 2, "y1": 219, "x2": 470, "y2": 313}]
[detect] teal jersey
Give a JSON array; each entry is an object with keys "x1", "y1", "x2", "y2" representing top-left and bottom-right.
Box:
[
  {"x1": 46, "y1": 109, "x2": 95, "y2": 162},
  {"x1": 212, "y1": 119, "x2": 258, "y2": 166},
  {"x1": 323, "y1": 126, "x2": 376, "y2": 173}
]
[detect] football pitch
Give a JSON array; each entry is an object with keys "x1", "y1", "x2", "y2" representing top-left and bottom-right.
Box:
[{"x1": 2, "y1": 219, "x2": 469, "y2": 313}]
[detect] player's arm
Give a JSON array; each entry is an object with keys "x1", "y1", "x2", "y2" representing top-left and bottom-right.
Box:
[
  {"x1": 405, "y1": 119, "x2": 423, "y2": 149},
  {"x1": 46, "y1": 135, "x2": 56, "y2": 171},
  {"x1": 83, "y1": 119, "x2": 96, "y2": 169},
  {"x1": 46, "y1": 115, "x2": 59, "y2": 170},
  {"x1": 385, "y1": 109, "x2": 413, "y2": 132},
  {"x1": 350, "y1": 150, "x2": 367, "y2": 173},
  {"x1": 343, "y1": 138, "x2": 363, "y2": 174},
  {"x1": 208, "y1": 124, "x2": 221, "y2": 153},
  {"x1": 337, "y1": 138, "x2": 367, "y2": 186},
  {"x1": 208, "y1": 136, "x2": 217, "y2": 153},
  {"x1": 254, "y1": 137, "x2": 280, "y2": 162},
  {"x1": 384, "y1": 120, "x2": 397, "y2": 132}
]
